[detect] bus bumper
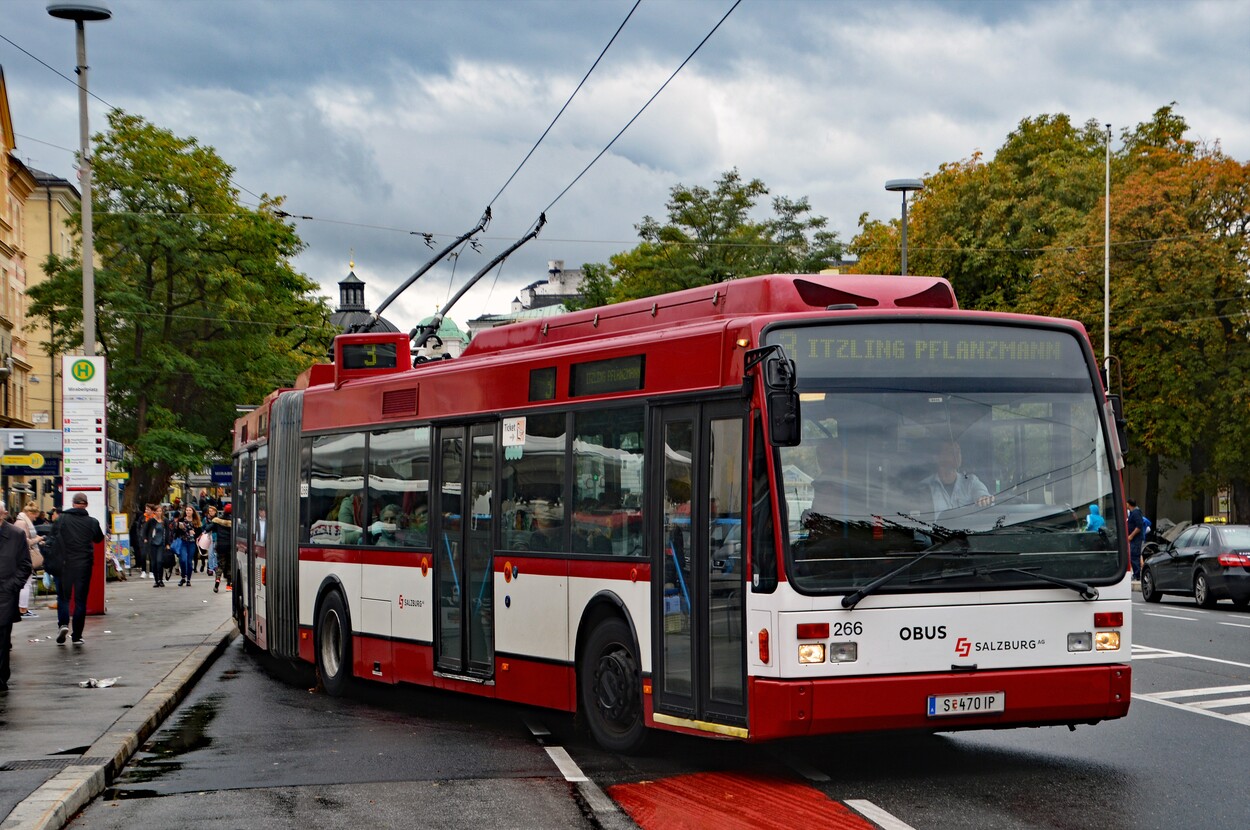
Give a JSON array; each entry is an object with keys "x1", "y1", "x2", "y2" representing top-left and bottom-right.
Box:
[{"x1": 748, "y1": 664, "x2": 1131, "y2": 740}]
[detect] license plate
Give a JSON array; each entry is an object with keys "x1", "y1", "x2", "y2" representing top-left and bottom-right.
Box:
[{"x1": 927, "y1": 692, "x2": 1005, "y2": 717}]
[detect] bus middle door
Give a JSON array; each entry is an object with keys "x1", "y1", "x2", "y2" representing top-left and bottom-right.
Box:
[{"x1": 434, "y1": 423, "x2": 497, "y2": 680}]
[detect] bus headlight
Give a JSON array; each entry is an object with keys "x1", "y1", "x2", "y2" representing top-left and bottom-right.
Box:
[
  {"x1": 1094, "y1": 631, "x2": 1121, "y2": 651},
  {"x1": 798, "y1": 643, "x2": 826, "y2": 664},
  {"x1": 829, "y1": 642, "x2": 858, "y2": 663},
  {"x1": 1068, "y1": 632, "x2": 1093, "y2": 652}
]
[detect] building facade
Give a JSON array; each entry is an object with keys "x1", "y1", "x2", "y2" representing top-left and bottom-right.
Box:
[{"x1": 0, "y1": 66, "x2": 35, "y2": 433}]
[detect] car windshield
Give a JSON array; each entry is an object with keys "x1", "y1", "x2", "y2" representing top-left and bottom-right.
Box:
[{"x1": 769, "y1": 320, "x2": 1122, "y2": 595}]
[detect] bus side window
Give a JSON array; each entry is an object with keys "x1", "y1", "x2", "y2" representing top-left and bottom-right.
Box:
[
  {"x1": 575, "y1": 406, "x2": 645, "y2": 557},
  {"x1": 501, "y1": 412, "x2": 566, "y2": 552}
]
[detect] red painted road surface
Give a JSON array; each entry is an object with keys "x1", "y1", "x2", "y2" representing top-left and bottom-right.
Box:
[{"x1": 607, "y1": 771, "x2": 878, "y2": 830}]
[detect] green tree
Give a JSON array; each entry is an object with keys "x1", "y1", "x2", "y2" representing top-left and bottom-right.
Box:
[
  {"x1": 28, "y1": 110, "x2": 335, "y2": 508},
  {"x1": 851, "y1": 114, "x2": 1106, "y2": 309},
  {"x1": 589, "y1": 169, "x2": 843, "y2": 302}
]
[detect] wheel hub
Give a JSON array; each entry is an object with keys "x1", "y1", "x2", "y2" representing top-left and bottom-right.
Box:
[{"x1": 595, "y1": 648, "x2": 637, "y2": 722}]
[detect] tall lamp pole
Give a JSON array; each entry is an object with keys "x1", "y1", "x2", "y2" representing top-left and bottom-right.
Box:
[
  {"x1": 1103, "y1": 123, "x2": 1112, "y2": 387},
  {"x1": 885, "y1": 178, "x2": 924, "y2": 275},
  {"x1": 47, "y1": 1, "x2": 112, "y2": 358}
]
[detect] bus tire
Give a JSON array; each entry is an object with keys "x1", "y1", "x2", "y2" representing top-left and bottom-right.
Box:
[
  {"x1": 580, "y1": 616, "x2": 648, "y2": 754},
  {"x1": 316, "y1": 591, "x2": 354, "y2": 696}
]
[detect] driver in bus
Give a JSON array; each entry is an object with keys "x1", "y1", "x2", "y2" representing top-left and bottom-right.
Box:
[{"x1": 923, "y1": 439, "x2": 993, "y2": 513}]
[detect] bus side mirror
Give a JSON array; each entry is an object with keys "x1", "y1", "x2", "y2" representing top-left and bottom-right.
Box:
[
  {"x1": 1106, "y1": 393, "x2": 1128, "y2": 459},
  {"x1": 764, "y1": 355, "x2": 800, "y2": 447},
  {"x1": 745, "y1": 346, "x2": 801, "y2": 447}
]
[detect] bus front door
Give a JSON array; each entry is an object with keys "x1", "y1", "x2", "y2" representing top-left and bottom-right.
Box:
[
  {"x1": 652, "y1": 402, "x2": 747, "y2": 729},
  {"x1": 434, "y1": 423, "x2": 497, "y2": 679}
]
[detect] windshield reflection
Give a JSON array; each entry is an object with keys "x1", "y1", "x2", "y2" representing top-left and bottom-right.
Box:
[{"x1": 781, "y1": 387, "x2": 1120, "y2": 593}]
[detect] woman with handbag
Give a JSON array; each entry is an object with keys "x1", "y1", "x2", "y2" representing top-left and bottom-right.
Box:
[
  {"x1": 196, "y1": 513, "x2": 215, "y2": 576},
  {"x1": 172, "y1": 505, "x2": 200, "y2": 586}
]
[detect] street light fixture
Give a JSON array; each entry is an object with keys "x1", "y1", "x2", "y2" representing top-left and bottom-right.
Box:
[
  {"x1": 47, "y1": 1, "x2": 112, "y2": 358},
  {"x1": 885, "y1": 178, "x2": 924, "y2": 276}
]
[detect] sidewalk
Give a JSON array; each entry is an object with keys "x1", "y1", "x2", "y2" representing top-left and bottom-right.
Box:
[{"x1": 1, "y1": 570, "x2": 235, "y2": 830}]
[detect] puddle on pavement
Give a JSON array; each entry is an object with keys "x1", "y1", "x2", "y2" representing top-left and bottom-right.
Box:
[
  {"x1": 218, "y1": 668, "x2": 241, "y2": 681},
  {"x1": 109, "y1": 693, "x2": 223, "y2": 792}
]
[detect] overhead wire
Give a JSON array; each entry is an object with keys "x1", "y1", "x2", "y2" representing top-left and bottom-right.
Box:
[
  {"x1": 454, "y1": 0, "x2": 741, "y2": 318},
  {"x1": 541, "y1": 0, "x2": 742, "y2": 216},
  {"x1": 486, "y1": 0, "x2": 641, "y2": 210}
]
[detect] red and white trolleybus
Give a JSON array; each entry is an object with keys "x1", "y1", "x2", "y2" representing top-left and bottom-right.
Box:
[{"x1": 232, "y1": 273, "x2": 1131, "y2": 751}]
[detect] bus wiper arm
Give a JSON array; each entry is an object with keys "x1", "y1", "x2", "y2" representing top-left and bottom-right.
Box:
[
  {"x1": 911, "y1": 565, "x2": 1098, "y2": 600},
  {"x1": 841, "y1": 541, "x2": 964, "y2": 610},
  {"x1": 998, "y1": 567, "x2": 1099, "y2": 600}
]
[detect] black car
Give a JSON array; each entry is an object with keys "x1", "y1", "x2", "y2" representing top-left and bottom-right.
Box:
[{"x1": 1141, "y1": 523, "x2": 1250, "y2": 608}]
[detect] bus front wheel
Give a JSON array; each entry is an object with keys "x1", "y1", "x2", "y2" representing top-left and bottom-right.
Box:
[
  {"x1": 316, "y1": 591, "x2": 354, "y2": 696},
  {"x1": 580, "y1": 616, "x2": 648, "y2": 754}
]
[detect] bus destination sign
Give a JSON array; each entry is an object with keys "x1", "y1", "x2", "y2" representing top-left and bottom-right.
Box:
[{"x1": 769, "y1": 323, "x2": 1085, "y2": 379}]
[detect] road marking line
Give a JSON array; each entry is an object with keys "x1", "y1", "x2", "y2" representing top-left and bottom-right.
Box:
[
  {"x1": 1191, "y1": 695, "x2": 1250, "y2": 710},
  {"x1": 1219, "y1": 622, "x2": 1250, "y2": 629},
  {"x1": 1142, "y1": 612, "x2": 1198, "y2": 621},
  {"x1": 846, "y1": 799, "x2": 918, "y2": 830},
  {"x1": 544, "y1": 746, "x2": 587, "y2": 782},
  {"x1": 1132, "y1": 693, "x2": 1250, "y2": 728},
  {"x1": 1151, "y1": 684, "x2": 1250, "y2": 700},
  {"x1": 784, "y1": 755, "x2": 831, "y2": 782},
  {"x1": 523, "y1": 716, "x2": 551, "y2": 738},
  {"x1": 1132, "y1": 645, "x2": 1250, "y2": 670}
]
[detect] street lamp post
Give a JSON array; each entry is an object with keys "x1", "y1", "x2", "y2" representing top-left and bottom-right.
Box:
[
  {"x1": 47, "y1": 1, "x2": 112, "y2": 358},
  {"x1": 885, "y1": 178, "x2": 924, "y2": 276}
]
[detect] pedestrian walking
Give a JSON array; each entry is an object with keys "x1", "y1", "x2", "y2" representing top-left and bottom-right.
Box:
[
  {"x1": 143, "y1": 505, "x2": 168, "y2": 587},
  {"x1": 195, "y1": 510, "x2": 211, "y2": 574},
  {"x1": 129, "y1": 508, "x2": 147, "y2": 578},
  {"x1": 1126, "y1": 498, "x2": 1146, "y2": 580},
  {"x1": 14, "y1": 502, "x2": 43, "y2": 619},
  {"x1": 0, "y1": 501, "x2": 34, "y2": 691},
  {"x1": 206, "y1": 504, "x2": 231, "y2": 593},
  {"x1": 172, "y1": 505, "x2": 200, "y2": 586},
  {"x1": 49, "y1": 494, "x2": 105, "y2": 646}
]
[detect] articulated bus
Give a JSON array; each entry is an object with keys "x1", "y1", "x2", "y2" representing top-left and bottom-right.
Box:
[{"x1": 232, "y1": 273, "x2": 1130, "y2": 751}]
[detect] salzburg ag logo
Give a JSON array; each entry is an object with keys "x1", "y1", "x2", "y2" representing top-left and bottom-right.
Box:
[
  {"x1": 71, "y1": 360, "x2": 95, "y2": 382},
  {"x1": 955, "y1": 637, "x2": 972, "y2": 658}
]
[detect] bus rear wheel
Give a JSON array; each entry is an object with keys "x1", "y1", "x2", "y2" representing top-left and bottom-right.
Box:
[
  {"x1": 316, "y1": 591, "x2": 354, "y2": 696},
  {"x1": 581, "y1": 617, "x2": 648, "y2": 754}
]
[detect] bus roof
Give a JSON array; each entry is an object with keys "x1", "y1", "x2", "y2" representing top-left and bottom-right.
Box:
[{"x1": 462, "y1": 273, "x2": 957, "y2": 357}]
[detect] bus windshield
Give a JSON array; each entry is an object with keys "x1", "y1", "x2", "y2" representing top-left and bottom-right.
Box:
[{"x1": 768, "y1": 321, "x2": 1121, "y2": 595}]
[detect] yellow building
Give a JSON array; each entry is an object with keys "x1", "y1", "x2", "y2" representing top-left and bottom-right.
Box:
[
  {"x1": 22, "y1": 167, "x2": 80, "y2": 430},
  {"x1": 0, "y1": 65, "x2": 35, "y2": 431}
]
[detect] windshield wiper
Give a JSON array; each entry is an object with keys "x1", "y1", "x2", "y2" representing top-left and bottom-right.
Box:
[
  {"x1": 911, "y1": 565, "x2": 1098, "y2": 600},
  {"x1": 841, "y1": 539, "x2": 967, "y2": 610},
  {"x1": 999, "y1": 567, "x2": 1099, "y2": 599}
]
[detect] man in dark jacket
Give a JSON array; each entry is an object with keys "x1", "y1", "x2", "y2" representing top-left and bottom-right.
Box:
[
  {"x1": 52, "y1": 493, "x2": 105, "y2": 645},
  {"x1": 1, "y1": 501, "x2": 34, "y2": 690}
]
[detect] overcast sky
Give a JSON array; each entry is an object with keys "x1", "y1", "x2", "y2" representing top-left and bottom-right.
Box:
[{"x1": 4, "y1": 0, "x2": 1248, "y2": 330}]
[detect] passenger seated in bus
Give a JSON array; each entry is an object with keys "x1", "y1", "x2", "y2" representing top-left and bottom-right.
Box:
[
  {"x1": 922, "y1": 439, "x2": 992, "y2": 514},
  {"x1": 528, "y1": 514, "x2": 562, "y2": 552},
  {"x1": 371, "y1": 504, "x2": 403, "y2": 546}
]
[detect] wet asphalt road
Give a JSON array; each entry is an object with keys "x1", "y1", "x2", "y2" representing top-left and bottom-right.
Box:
[{"x1": 66, "y1": 595, "x2": 1250, "y2": 830}]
